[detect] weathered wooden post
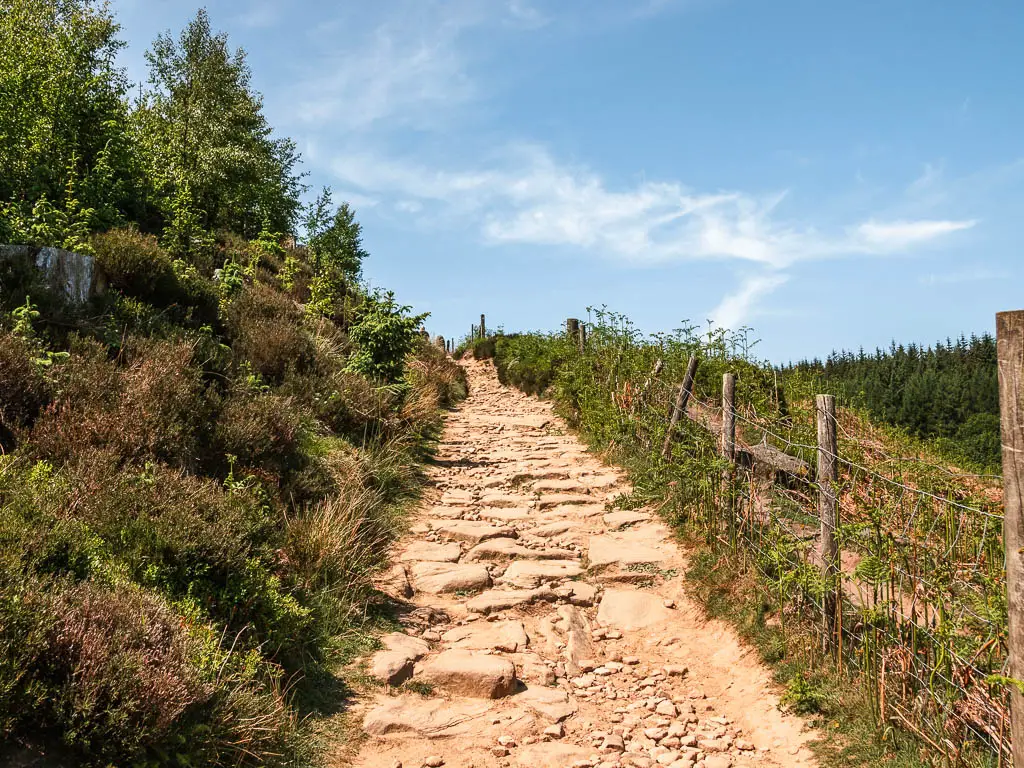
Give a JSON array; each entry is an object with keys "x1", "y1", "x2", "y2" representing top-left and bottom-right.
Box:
[
  {"x1": 997, "y1": 310, "x2": 1024, "y2": 765},
  {"x1": 661, "y1": 354, "x2": 699, "y2": 458},
  {"x1": 480, "y1": 314, "x2": 486, "y2": 338},
  {"x1": 578, "y1": 323, "x2": 586, "y2": 354},
  {"x1": 566, "y1": 318, "x2": 580, "y2": 339},
  {"x1": 722, "y1": 373, "x2": 737, "y2": 530},
  {"x1": 816, "y1": 394, "x2": 839, "y2": 651}
]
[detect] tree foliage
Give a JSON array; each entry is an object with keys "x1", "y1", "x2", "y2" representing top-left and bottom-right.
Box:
[
  {"x1": 0, "y1": 0, "x2": 140, "y2": 237},
  {"x1": 784, "y1": 334, "x2": 1000, "y2": 470},
  {"x1": 136, "y1": 9, "x2": 304, "y2": 243}
]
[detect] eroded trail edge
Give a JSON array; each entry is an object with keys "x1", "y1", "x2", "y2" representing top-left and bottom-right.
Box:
[{"x1": 351, "y1": 359, "x2": 818, "y2": 768}]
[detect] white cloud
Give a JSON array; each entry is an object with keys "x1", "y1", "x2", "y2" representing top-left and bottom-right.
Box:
[
  {"x1": 709, "y1": 273, "x2": 789, "y2": 330},
  {"x1": 855, "y1": 218, "x2": 977, "y2": 249},
  {"x1": 295, "y1": 6, "x2": 478, "y2": 131},
  {"x1": 331, "y1": 145, "x2": 977, "y2": 270}
]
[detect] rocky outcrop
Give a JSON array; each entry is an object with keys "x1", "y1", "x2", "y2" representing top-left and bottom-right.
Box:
[{"x1": 0, "y1": 244, "x2": 96, "y2": 304}]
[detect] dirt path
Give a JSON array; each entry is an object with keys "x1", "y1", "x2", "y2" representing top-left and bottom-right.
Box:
[{"x1": 349, "y1": 358, "x2": 818, "y2": 768}]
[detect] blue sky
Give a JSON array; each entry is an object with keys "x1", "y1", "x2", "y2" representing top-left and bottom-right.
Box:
[{"x1": 111, "y1": 0, "x2": 1024, "y2": 362}]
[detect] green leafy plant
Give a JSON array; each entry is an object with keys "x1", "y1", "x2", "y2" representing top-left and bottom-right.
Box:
[{"x1": 345, "y1": 291, "x2": 428, "y2": 383}]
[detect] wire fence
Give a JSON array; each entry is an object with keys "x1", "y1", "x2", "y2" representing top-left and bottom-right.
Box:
[{"x1": 608, "y1": 357, "x2": 1009, "y2": 764}]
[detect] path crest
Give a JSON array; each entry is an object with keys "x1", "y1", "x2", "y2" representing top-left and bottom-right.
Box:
[{"x1": 351, "y1": 358, "x2": 818, "y2": 768}]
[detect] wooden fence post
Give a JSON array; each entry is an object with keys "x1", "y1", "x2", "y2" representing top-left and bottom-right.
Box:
[
  {"x1": 997, "y1": 310, "x2": 1024, "y2": 766},
  {"x1": 480, "y1": 314, "x2": 486, "y2": 338},
  {"x1": 816, "y1": 394, "x2": 839, "y2": 651},
  {"x1": 579, "y1": 323, "x2": 586, "y2": 354},
  {"x1": 722, "y1": 373, "x2": 737, "y2": 529},
  {"x1": 566, "y1": 318, "x2": 580, "y2": 339},
  {"x1": 661, "y1": 354, "x2": 699, "y2": 458}
]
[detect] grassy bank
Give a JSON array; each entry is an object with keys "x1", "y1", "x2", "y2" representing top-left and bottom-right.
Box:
[
  {"x1": 0, "y1": 230, "x2": 465, "y2": 766},
  {"x1": 484, "y1": 310, "x2": 1005, "y2": 768}
]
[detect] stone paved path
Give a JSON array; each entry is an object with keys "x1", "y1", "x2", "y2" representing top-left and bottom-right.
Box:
[{"x1": 350, "y1": 358, "x2": 818, "y2": 768}]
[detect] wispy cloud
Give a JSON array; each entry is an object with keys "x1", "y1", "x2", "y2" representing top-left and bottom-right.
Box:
[
  {"x1": 855, "y1": 218, "x2": 977, "y2": 249},
  {"x1": 331, "y1": 144, "x2": 977, "y2": 266},
  {"x1": 709, "y1": 273, "x2": 790, "y2": 330},
  {"x1": 295, "y1": 5, "x2": 479, "y2": 131}
]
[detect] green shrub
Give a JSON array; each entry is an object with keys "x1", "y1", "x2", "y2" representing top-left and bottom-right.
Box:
[
  {"x1": 345, "y1": 290, "x2": 426, "y2": 383},
  {"x1": 91, "y1": 227, "x2": 181, "y2": 304},
  {"x1": 225, "y1": 284, "x2": 315, "y2": 383},
  {"x1": 471, "y1": 336, "x2": 496, "y2": 359}
]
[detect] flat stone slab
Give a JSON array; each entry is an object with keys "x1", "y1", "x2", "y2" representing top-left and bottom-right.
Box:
[
  {"x1": 532, "y1": 478, "x2": 589, "y2": 493},
  {"x1": 463, "y1": 538, "x2": 535, "y2": 562},
  {"x1": 575, "y1": 473, "x2": 619, "y2": 489},
  {"x1": 440, "y1": 489, "x2": 475, "y2": 505},
  {"x1": 602, "y1": 510, "x2": 652, "y2": 530},
  {"x1": 479, "y1": 492, "x2": 534, "y2": 508},
  {"x1": 425, "y1": 504, "x2": 464, "y2": 519},
  {"x1": 381, "y1": 632, "x2": 430, "y2": 658},
  {"x1": 529, "y1": 520, "x2": 576, "y2": 538},
  {"x1": 415, "y1": 649, "x2": 517, "y2": 698},
  {"x1": 597, "y1": 588, "x2": 674, "y2": 630},
  {"x1": 363, "y1": 695, "x2": 492, "y2": 737},
  {"x1": 546, "y1": 503, "x2": 606, "y2": 518},
  {"x1": 409, "y1": 562, "x2": 491, "y2": 594},
  {"x1": 499, "y1": 560, "x2": 584, "y2": 589},
  {"x1": 466, "y1": 586, "x2": 556, "y2": 615},
  {"x1": 515, "y1": 685, "x2": 579, "y2": 722},
  {"x1": 442, "y1": 620, "x2": 529, "y2": 652},
  {"x1": 587, "y1": 534, "x2": 669, "y2": 569},
  {"x1": 465, "y1": 538, "x2": 578, "y2": 563},
  {"x1": 400, "y1": 541, "x2": 462, "y2": 562},
  {"x1": 559, "y1": 604, "x2": 597, "y2": 676},
  {"x1": 553, "y1": 580, "x2": 598, "y2": 606},
  {"x1": 478, "y1": 506, "x2": 534, "y2": 522},
  {"x1": 432, "y1": 520, "x2": 516, "y2": 544}
]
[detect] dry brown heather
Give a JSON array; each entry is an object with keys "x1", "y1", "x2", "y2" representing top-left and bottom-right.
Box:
[{"x1": 346, "y1": 357, "x2": 818, "y2": 768}]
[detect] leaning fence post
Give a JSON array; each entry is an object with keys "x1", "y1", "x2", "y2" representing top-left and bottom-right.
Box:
[
  {"x1": 661, "y1": 354, "x2": 699, "y2": 458},
  {"x1": 722, "y1": 373, "x2": 737, "y2": 531},
  {"x1": 816, "y1": 394, "x2": 839, "y2": 651},
  {"x1": 997, "y1": 310, "x2": 1024, "y2": 766}
]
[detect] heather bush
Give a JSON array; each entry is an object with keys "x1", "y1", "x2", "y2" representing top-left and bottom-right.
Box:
[
  {"x1": 0, "y1": 331, "x2": 50, "y2": 450},
  {"x1": 212, "y1": 388, "x2": 307, "y2": 479},
  {"x1": 30, "y1": 336, "x2": 210, "y2": 468},
  {"x1": 91, "y1": 227, "x2": 177, "y2": 303},
  {"x1": 226, "y1": 283, "x2": 315, "y2": 382},
  {"x1": 0, "y1": 574, "x2": 302, "y2": 767}
]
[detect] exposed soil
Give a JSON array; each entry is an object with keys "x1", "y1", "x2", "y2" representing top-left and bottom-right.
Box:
[{"x1": 344, "y1": 358, "x2": 819, "y2": 768}]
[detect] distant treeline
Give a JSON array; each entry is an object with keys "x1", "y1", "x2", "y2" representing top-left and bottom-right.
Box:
[{"x1": 783, "y1": 334, "x2": 1000, "y2": 471}]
